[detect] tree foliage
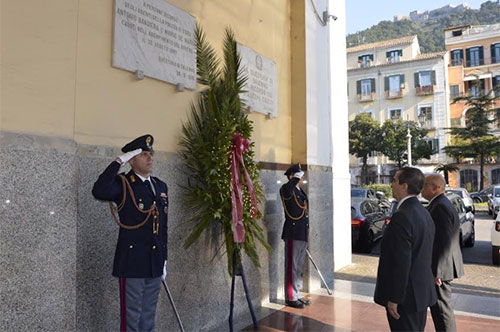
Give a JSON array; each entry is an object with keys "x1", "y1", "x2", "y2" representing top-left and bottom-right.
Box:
[
  {"x1": 347, "y1": 1, "x2": 500, "y2": 52},
  {"x1": 349, "y1": 113, "x2": 381, "y2": 184},
  {"x1": 434, "y1": 163, "x2": 460, "y2": 185},
  {"x1": 380, "y1": 119, "x2": 432, "y2": 167},
  {"x1": 179, "y1": 25, "x2": 270, "y2": 276}
]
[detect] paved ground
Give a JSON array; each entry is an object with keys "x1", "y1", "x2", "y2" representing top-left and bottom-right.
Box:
[{"x1": 335, "y1": 212, "x2": 500, "y2": 298}]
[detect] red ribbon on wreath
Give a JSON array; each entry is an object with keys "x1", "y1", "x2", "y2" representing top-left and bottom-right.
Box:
[{"x1": 230, "y1": 132, "x2": 259, "y2": 243}]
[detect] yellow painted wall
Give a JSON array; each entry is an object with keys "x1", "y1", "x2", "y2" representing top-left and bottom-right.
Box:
[
  {"x1": 1, "y1": 0, "x2": 292, "y2": 163},
  {"x1": 289, "y1": 0, "x2": 306, "y2": 164},
  {"x1": 1, "y1": 0, "x2": 78, "y2": 137}
]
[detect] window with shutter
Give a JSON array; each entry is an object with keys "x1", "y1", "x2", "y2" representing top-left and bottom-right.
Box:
[
  {"x1": 492, "y1": 43, "x2": 500, "y2": 64},
  {"x1": 451, "y1": 49, "x2": 463, "y2": 66},
  {"x1": 450, "y1": 85, "x2": 460, "y2": 99},
  {"x1": 414, "y1": 72, "x2": 420, "y2": 88}
]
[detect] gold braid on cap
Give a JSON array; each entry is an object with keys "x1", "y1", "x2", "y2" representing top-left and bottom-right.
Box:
[
  {"x1": 108, "y1": 174, "x2": 159, "y2": 230},
  {"x1": 280, "y1": 190, "x2": 307, "y2": 220}
]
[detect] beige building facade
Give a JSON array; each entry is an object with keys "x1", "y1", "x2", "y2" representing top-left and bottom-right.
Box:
[{"x1": 347, "y1": 35, "x2": 451, "y2": 184}]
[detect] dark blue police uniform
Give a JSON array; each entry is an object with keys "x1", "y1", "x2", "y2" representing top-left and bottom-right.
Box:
[
  {"x1": 92, "y1": 162, "x2": 168, "y2": 278},
  {"x1": 280, "y1": 164, "x2": 309, "y2": 307},
  {"x1": 92, "y1": 134, "x2": 168, "y2": 332}
]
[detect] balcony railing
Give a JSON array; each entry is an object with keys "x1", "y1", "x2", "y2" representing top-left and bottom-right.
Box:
[
  {"x1": 420, "y1": 119, "x2": 435, "y2": 129},
  {"x1": 416, "y1": 85, "x2": 434, "y2": 96},
  {"x1": 449, "y1": 56, "x2": 500, "y2": 67},
  {"x1": 358, "y1": 60, "x2": 372, "y2": 68},
  {"x1": 357, "y1": 92, "x2": 375, "y2": 102},
  {"x1": 385, "y1": 90, "x2": 403, "y2": 99}
]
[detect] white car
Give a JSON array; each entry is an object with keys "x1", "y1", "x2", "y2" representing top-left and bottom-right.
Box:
[
  {"x1": 448, "y1": 188, "x2": 475, "y2": 214},
  {"x1": 487, "y1": 185, "x2": 500, "y2": 219},
  {"x1": 492, "y1": 212, "x2": 500, "y2": 266}
]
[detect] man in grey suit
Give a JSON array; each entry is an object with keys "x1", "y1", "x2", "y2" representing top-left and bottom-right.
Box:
[
  {"x1": 422, "y1": 174, "x2": 464, "y2": 332},
  {"x1": 374, "y1": 167, "x2": 437, "y2": 331}
]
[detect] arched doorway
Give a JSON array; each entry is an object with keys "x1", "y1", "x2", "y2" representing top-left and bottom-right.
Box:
[
  {"x1": 460, "y1": 169, "x2": 479, "y2": 192},
  {"x1": 492, "y1": 168, "x2": 500, "y2": 185}
]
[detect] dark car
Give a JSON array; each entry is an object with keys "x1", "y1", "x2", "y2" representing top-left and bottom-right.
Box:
[
  {"x1": 351, "y1": 198, "x2": 389, "y2": 253},
  {"x1": 470, "y1": 185, "x2": 497, "y2": 203},
  {"x1": 445, "y1": 192, "x2": 475, "y2": 248}
]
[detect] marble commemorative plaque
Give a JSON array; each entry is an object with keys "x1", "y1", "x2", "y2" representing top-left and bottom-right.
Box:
[
  {"x1": 113, "y1": 0, "x2": 196, "y2": 89},
  {"x1": 237, "y1": 43, "x2": 278, "y2": 118}
]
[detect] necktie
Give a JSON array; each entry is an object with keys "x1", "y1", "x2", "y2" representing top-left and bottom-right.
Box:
[{"x1": 144, "y1": 180, "x2": 155, "y2": 196}]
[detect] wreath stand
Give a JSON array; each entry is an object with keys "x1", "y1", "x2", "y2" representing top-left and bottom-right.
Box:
[{"x1": 228, "y1": 249, "x2": 258, "y2": 332}]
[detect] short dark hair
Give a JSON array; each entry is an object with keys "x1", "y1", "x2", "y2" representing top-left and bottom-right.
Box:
[{"x1": 397, "y1": 167, "x2": 425, "y2": 195}]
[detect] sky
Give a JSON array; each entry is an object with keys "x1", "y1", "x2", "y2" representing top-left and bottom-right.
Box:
[{"x1": 346, "y1": 0, "x2": 488, "y2": 34}]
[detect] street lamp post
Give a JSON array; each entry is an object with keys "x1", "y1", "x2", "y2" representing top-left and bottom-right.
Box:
[{"x1": 406, "y1": 119, "x2": 412, "y2": 167}]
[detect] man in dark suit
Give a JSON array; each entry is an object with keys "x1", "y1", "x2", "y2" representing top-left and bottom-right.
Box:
[
  {"x1": 92, "y1": 134, "x2": 169, "y2": 332},
  {"x1": 374, "y1": 167, "x2": 437, "y2": 331},
  {"x1": 280, "y1": 164, "x2": 310, "y2": 309},
  {"x1": 422, "y1": 174, "x2": 464, "y2": 332}
]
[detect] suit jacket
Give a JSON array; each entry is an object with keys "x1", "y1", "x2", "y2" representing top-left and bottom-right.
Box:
[
  {"x1": 427, "y1": 193, "x2": 464, "y2": 281},
  {"x1": 92, "y1": 161, "x2": 168, "y2": 278},
  {"x1": 374, "y1": 196, "x2": 437, "y2": 312},
  {"x1": 280, "y1": 177, "x2": 309, "y2": 242}
]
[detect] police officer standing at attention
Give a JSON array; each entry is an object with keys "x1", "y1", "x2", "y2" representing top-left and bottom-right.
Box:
[
  {"x1": 92, "y1": 134, "x2": 168, "y2": 332},
  {"x1": 280, "y1": 164, "x2": 310, "y2": 309}
]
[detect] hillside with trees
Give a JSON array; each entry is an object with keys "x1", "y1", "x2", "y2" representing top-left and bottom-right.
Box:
[{"x1": 347, "y1": 1, "x2": 500, "y2": 52}]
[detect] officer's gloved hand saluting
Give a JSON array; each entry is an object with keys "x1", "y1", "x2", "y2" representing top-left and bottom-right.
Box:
[
  {"x1": 116, "y1": 148, "x2": 142, "y2": 164},
  {"x1": 294, "y1": 171, "x2": 304, "y2": 179}
]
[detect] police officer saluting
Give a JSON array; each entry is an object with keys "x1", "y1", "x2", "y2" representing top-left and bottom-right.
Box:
[
  {"x1": 92, "y1": 134, "x2": 168, "y2": 332},
  {"x1": 280, "y1": 164, "x2": 310, "y2": 308}
]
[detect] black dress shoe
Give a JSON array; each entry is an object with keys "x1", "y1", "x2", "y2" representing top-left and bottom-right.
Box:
[
  {"x1": 298, "y1": 298, "x2": 311, "y2": 305},
  {"x1": 285, "y1": 300, "x2": 305, "y2": 308}
]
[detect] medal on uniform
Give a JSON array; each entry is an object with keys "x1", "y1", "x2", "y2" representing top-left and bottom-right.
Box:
[
  {"x1": 164, "y1": 207, "x2": 168, "y2": 213},
  {"x1": 138, "y1": 202, "x2": 144, "y2": 210}
]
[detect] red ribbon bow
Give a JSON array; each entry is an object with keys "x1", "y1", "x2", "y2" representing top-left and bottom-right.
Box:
[{"x1": 230, "y1": 132, "x2": 259, "y2": 243}]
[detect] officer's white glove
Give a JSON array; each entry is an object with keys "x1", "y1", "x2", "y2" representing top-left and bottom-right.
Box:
[
  {"x1": 117, "y1": 148, "x2": 142, "y2": 164},
  {"x1": 293, "y1": 171, "x2": 304, "y2": 179},
  {"x1": 161, "y1": 260, "x2": 167, "y2": 281}
]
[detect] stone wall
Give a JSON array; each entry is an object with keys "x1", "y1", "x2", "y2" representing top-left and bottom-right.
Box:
[{"x1": 0, "y1": 131, "x2": 335, "y2": 331}]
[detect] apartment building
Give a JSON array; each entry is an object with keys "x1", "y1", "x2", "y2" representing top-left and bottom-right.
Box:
[
  {"x1": 347, "y1": 35, "x2": 451, "y2": 184},
  {"x1": 445, "y1": 24, "x2": 500, "y2": 190}
]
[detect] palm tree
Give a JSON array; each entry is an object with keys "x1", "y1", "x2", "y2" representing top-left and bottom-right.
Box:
[
  {"x1": 179, "y1": 25, "x2": 270, "y2": 275},
  {"x1": 434, "y1": 163, "x2": 459, "y2": 185}
]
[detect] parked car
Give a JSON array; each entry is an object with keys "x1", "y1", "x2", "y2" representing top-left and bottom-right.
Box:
[
  {"x1": 471, "y1": 185, "x2": 497, "y2": 203},
  {"x1": 445, "y1": 192, "x2": 475, "y2": 248},
  {"x1": 351, "y1": 188, "x2": 377, "y2": 199},
  {"x1": 491, "y1": 213, "x2": 500, "y2": 265},
  {"x1": 447, "y1": 188, "x2": 475, "y2": 214},
  {"x1": 487, "y1": 185, "x2": 500, "y2": 219},
  {"x1": 351, "y1": 198, "x2": 388, "y2": 253}
]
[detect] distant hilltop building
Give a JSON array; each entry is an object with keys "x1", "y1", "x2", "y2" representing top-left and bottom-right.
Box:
[{"x1": 394, "y1": 3, "x2": 471, "y2": 23}]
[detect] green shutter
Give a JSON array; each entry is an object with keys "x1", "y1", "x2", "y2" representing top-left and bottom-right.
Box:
[
  {"x1": 479, "y1": 46, "x2": 484, "y2": 65},
  {"x1": 431, "y1": 71, "x2": 436, "y2": 85},
  {"x1": 398, "y1": 49, "x2": 403, "y2": 56},
  {"x1": 492, "y1": 44, "x2": 496, "y2": 63},
  {"x1": 371, "y1": 78, "x2": 376, "y2": 92},
  {"x1": 400, "y1": 74, "x2": 405, "y2": 88},
  {"x1": 414, "y1": 72, "x2": 420, "y2": 87},
  {"x1": 369, "y1": 54, "x2": 374, "y2": 61},
  {"x1": 433, "y1": 139, "x2": 439, "y2": 154},
  {"x1": 356, "y1": 80, "x2": 361, "y2": 94},
  {"x1": 386, "y1": 51, "x2": 391, "y2": 58},
  {"x1": 384, "y1": 77, "x2": 389, "y2": 91},
  {"x1": 465, "y1": 48, "x2": 471, "y2": 67}
]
